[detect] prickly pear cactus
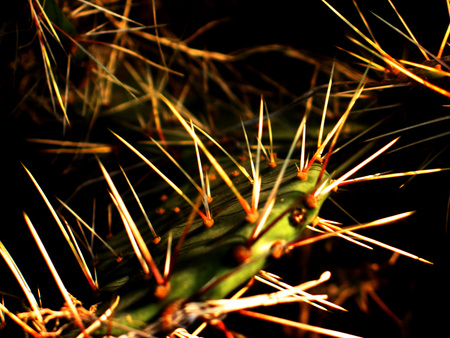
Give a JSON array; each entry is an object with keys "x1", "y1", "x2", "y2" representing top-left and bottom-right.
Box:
[{"x1": 94, "y1": 158, "x2": 329, "y2": 335}]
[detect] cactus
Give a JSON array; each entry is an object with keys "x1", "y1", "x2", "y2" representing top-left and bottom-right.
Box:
[{"x1": 1, "y1": 1, "x2": 448, "y2": 338}]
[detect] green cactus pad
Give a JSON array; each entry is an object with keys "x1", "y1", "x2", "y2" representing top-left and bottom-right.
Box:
[{"x1": 92, "y1": 158, "x2": 330, "y2": 335}]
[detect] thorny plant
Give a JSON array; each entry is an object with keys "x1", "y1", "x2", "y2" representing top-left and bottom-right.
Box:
[{"x1": 1, "y1": 1, "x2": 449, "y2": 337}]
